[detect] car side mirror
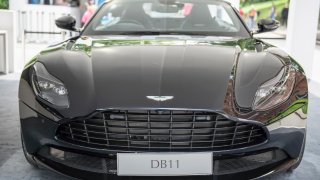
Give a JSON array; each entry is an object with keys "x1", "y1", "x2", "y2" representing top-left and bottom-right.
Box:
[
  {"x1": 254, "y1": 19, "x2": 280, "y2": 34},
  {"x1": 55, "y1": 16, "x2": 80, "y2": 32}
]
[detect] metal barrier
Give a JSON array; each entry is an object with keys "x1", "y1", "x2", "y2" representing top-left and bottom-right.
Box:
[{"x1": 17, "y1": 10, "x2": 71, "y2": 43}]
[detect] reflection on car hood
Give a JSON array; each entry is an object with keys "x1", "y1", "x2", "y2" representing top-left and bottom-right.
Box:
[
  {"x1": 91, "y1": 41, "x2": 237, "y2": 110},
  {"x1": 36, "y1": 37, "x2": 284, "y2": 118}
]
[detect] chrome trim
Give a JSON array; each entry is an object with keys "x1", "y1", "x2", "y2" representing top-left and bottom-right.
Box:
[{"x1": 267, "y1": 109, "x2": 307, "y2": 131}]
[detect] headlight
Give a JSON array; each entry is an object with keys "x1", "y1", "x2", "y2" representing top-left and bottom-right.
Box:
[
  {"x1": 31, "y1": 62, "x2": 69, "y2": 108},
  {"x1": 253, "y1": 66, "x2": 295, "y2": 111}
]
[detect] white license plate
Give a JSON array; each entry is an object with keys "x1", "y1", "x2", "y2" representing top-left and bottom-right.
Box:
[{"x1": 117, "y1": 153, "x2": 213, "y2": 176}]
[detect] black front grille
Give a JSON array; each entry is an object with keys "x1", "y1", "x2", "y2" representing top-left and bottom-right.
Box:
[{"x1": 57, "y1": 110, "x2": 268, "y2": 151}]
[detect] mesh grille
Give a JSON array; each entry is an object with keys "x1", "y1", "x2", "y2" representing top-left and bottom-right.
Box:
[
  {"x1": 56, "y1": 110, "x2": 267, "y2": 151},
  {"x1": 37, "y1": 147, "x2": 117, "y2": 174},
  {"x1": 214, "y1": 149, "x2": 288, "y2": 175}
]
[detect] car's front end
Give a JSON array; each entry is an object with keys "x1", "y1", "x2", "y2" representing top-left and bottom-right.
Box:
[
  {"x1": 19, "y1": 38, "x2": 308, "y2": 180},
  {"x1": 20, "y1": 107, "x2": 307, "y2": 180},
  {"x1": 20, "y1": 108, "x2": 307, "y2": 180},
  {"x1": 19, "y1": 0, "x2": 308, "y2": 179}
]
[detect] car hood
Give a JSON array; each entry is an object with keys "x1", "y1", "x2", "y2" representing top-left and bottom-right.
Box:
[
  {"x1": 93, "y1": 42, "x2": 236, "y2": 109},
  {"x1": 36, "y1": 37, "x2": 284, "y2": 118}
]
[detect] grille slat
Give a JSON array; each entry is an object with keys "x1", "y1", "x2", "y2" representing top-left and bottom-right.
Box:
[
  {"x1": 57, "y1": 110, "x2": 267, "y2": 151},
  {"x1": 60, "y1": 136, "x2": 263, "y2": 149},
  {"x1": 169, "y1": 111, "x2": 173, "y2": 150},
  {"x1": 83, "y1": 120, "x2": 90, "y2": 143},
  {"x1": 59, "y1": 130, "x2": 264, "y2": 143},
  {"x1": 69, "y1": 123, "x2": 251, "y2": 131},
  {"x1": 147, "y1": 111, "x2": 151, "y2": 150},
  {"x1": 68, "y1": 124, "x2": 74, "y2": 140},
  {"x1": 61, "y1": 127, "x2": 261, "y2": 137},
  {"x1": 102, "y1": 113, "x2": 110, "y2": 146},
  {"x1": 248, "y1": 125, "x2": 254, "y2": 143},
  {"x1": 124, "y1": 111, "x2": 130, "y2": 148},
  {"x1": 231, "y1": 122, "x2": 239, "y2": 145}
]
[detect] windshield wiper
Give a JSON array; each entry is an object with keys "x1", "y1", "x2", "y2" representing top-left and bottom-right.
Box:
[
  {"x1": 110, "y1": 31, "x2": 209, "y2": 36},
  {"x1": 115, "y1": 31, "x2": 162, "y2": 35},
  {"x1": 160, "y1": 31, "x2": 198, "y2": 36}
]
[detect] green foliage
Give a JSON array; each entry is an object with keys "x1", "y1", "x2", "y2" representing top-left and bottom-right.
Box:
[
  {"x1": 241, "y1": 0, "x2": 289, "y2": 21},
  {"x1": 0, "y1": 0, "x2": 9, "y2": 9},
  {"x1": 241, "y1": 0, "x2": 277, "y2": 7}
]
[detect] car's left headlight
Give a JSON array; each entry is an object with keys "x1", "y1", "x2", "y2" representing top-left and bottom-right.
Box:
[
  {"x1": 31, "y1": 62, "x2": 69, "y2": 108},
  {"x1": 253, "y1": 66, "x2": 295, "y2": 111}
]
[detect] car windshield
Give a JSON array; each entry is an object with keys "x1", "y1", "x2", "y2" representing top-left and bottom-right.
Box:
[{"x1": 82, "y1": 0, "x2": 250, "y2": 37}]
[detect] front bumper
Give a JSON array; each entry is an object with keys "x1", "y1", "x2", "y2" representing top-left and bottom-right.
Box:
[{"x1": 20, "y1": 102, "x2": 306, "y2": 180}]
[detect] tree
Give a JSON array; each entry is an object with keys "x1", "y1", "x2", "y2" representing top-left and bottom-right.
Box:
[
  {"x1": 241, "y1": 0, "x2": 276, "y2": 7},
  {"x1": 0, "y1": 0, "x2": 9, "y2": 9}
]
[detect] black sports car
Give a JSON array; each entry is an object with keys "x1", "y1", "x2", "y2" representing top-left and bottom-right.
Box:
[{"x1": 19, "y1": 0, "x2": 308, "y2": 179}]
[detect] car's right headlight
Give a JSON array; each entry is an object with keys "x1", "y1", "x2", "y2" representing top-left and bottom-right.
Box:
[
  {"x1": 253, "y1": 66, "x2": 295, "y2": 111},
  {"x1": 31, "y1": 62, "x2": 69, "y2": 108}
]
